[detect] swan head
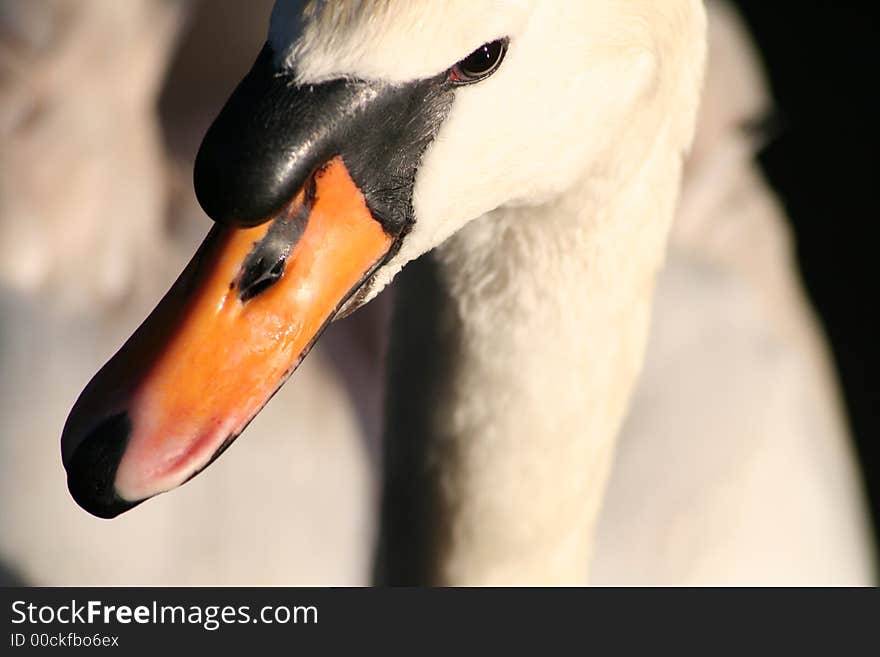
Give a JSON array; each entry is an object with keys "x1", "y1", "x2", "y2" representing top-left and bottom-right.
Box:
[{"x1": 61, "y1": 0, "x2": 706, "y2": 518}]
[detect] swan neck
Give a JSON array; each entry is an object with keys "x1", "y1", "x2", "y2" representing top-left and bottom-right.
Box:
[{"x1": 376, "y1": 150, "x2": 686, "y2": 584}]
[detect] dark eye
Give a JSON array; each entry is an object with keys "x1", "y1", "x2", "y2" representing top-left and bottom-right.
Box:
[{"x1": 449, "y1": 38, "x2": 508, "y2": 85}]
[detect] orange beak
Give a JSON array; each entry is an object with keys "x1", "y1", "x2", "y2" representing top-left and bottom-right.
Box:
[{"x1": 61, "y1": 158, "x2": 392, "y2": 517}]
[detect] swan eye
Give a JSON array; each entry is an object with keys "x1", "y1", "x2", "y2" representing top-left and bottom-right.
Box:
[{"x1": 449, "y1": 39, "x2": 508, "y2": 85}]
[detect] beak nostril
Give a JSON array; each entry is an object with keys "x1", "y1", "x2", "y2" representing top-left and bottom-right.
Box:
[
  {"x1": 238, "y1": 254, "x2": 288, "y2": 302},
  {"x1": 236, "y1": 182, "x2": 315, "y2": 303},
  {"x1": 65, "y1": 413, "x2": 139, "y2": 519}
]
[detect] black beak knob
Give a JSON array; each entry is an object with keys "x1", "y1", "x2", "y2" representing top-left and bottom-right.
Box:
[{"x1": 193, "y1": 45, "x2": 364, "y2": 227}]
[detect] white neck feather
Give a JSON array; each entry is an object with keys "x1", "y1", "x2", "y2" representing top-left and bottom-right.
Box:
[{"x1": 378, "y1": 112, "x2": 692, "y2": 584}]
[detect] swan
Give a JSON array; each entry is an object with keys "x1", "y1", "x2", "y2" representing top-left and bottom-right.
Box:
[
  {"x1": 59, "y1": 0, "x2": 711, "y2": 585},
  {"x1": 3, "y1": 0, "x2": 868, "y2": 581}
]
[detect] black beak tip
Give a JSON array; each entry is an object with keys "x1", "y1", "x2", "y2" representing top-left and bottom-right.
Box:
[{"x1": 64, "y1": 413, "x2": 140, "y2": 519}]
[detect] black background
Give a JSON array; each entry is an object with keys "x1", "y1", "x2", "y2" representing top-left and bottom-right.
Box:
[{"x1": 733, "y1": 1, "x2": 879, "y2": 545}]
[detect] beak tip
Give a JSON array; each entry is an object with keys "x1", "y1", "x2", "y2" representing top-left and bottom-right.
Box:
[{"x1": 64, "y1": 412, "x2": 140, "y2": 519}]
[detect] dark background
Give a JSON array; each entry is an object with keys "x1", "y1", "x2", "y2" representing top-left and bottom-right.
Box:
[{"x1": 733, "y1": 1, "x2": 879, "y2": 540}]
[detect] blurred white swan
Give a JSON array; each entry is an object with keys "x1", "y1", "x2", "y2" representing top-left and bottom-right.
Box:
[
  {"x1": 590, "y1": 1, "x2": 874, "y2": 584},
  {"x1": 0, "y1": 0, "x2": 373, "y2": 585}
]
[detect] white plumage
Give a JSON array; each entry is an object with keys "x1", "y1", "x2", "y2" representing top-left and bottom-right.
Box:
[{"x1": 0, "y1": 0, "x2": 872, "y2": 585}]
